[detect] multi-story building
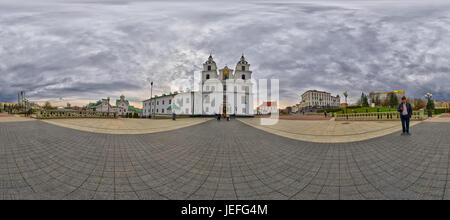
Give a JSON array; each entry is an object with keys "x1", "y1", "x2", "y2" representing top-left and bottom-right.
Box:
[
  {"x1": 144, "y1": 54, "x2": 254, "y2": 117},
  {"x1": 142, "y1": 92, "x2": 178, "y2": 117},
  {"x1": 181, "y1": 54, "x2": 253, "y2": 116},
  {"x1": 300, "y1": 90, "x2": 340, "y2": 109},
  {"x1": 435, "y1": 101, "x2": 450, "y2": 109}
]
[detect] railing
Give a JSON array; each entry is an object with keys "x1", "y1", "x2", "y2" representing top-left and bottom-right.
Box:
[
  {"x1": 335, "y1": 110, "x2": 424, "y2": 121},
  {"x1": 36, "y1": 110, "x2": 117, "y2": 119}
]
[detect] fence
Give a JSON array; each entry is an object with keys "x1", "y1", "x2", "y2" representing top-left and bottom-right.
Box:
[
  {"x1": 36, "y1": 110, "x2": 117, "y2": 119},
  {"x1": 335, "y1": 110, "x2": 424, "y2": 121}
]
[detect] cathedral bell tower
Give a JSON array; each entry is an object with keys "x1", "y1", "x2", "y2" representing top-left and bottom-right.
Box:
[
  {"x1": 202, "y1": 54, "x2": 218, "y2": 82},
  {"x1": 234, "y1": 54, "x2": 251, "y2": 80}
]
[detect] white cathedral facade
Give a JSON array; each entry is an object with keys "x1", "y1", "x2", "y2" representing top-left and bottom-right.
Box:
[{"x1": 172, "y1": 54, "x2": 254, "y2": 117}]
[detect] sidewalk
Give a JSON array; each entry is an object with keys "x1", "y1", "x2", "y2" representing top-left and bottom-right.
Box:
[
  {"x1": 426, "y1": 113, "x2": 450, "y2": 123},
  {"x1": 0, "y1": 113, "x2": 35, "y2": 122},
  {"x1": 239, "y1": 118, "x2": 422, "y2": 143},
  {"x1": 41, "y1": 118, "x2": 212, "y2": 134}
]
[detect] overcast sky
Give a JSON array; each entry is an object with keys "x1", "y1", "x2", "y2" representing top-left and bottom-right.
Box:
[{"x1": 1, "y1": 0, "x2": 449, "y2": 108}]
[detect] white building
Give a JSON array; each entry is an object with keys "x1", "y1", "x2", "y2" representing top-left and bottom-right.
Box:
[
  {"x1": 116, "y1": 94, "x2": 129, "y2": 116},
  {"x1": 88, "y1": 95, "x2": 141, "y2": 117},
  {"x1": 257, "y1": 101, "x2": 277, "y2": 115},
  {"x1": 142, "y1": 93, "x2": 177, "y2": 117},
  {"x1": 300, "y1": 90, "x2": 340, "y2": 109},
  {"x1": 87, "y1": 98, "x2": 113, "y2": 112},
  {"x1": 173, "y1": 54, "x2": 254, "y2": 116}
]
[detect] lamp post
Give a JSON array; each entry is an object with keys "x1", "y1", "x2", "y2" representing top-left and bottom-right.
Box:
[
  {"x1": 107, "y1": 97, "x2": 110, "y2": 117},
  {"x1": 343, "y1": 91, "x2": 349, "y2": 120},
  {"x1": 150, "y1": 81, "x2": 154, "y2": 119},
  {"x1": 425, "y1": 93, "x2": 433, "y2": 118}
]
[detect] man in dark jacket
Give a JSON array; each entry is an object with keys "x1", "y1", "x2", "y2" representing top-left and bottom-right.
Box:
[{"x1": 398, "y1": 96, "x2": 412, "y2": 135}]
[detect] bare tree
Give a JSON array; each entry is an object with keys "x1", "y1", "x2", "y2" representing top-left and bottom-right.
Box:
[{"x1": 43, "y1": 101, "x2": 53, "y2": 110}]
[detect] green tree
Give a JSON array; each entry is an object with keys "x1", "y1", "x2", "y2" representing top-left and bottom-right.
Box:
[
  {"x1": 361, "y1": 93, "x2": 369, "y2": 107},
  {"x1": 389, "y1": 93, "x2": 399, "y2": 108},
  {"x1": 426, "y1": 99, "x2": 435, "y2": 110}
]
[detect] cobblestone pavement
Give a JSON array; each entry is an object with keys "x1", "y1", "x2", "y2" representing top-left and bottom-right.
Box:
[
  {"x1": 239, "y1": 118, "x2": 423, "y2": 143},
  {"x1": 41, "y1": 118, "x2": 212, "y2": 134},
  {"x1": 0, "y1": 120, "x2": 449, "y2": 200}
]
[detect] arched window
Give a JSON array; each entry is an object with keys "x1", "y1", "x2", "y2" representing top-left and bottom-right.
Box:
[
  {"x1": 208, "y1": 65, "x2": 211, "y2": 71},
  {"x1": 242, "y1": 66, "x2": 245, "y2": 71},
  {"x1": 241, "y1": 74, "x2": 245, "y2": 80},
  {"x1": 206, "y1": 74, "x2": 210, "y2": 79}
]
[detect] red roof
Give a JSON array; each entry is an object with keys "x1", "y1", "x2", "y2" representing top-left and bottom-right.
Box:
[{"x1": 262, "y1": 101, "x2": 277, "y2": 107}]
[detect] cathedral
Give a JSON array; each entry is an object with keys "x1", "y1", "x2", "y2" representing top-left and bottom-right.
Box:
[{"x1": 172, "y1": 54, "x2": 254, "y2": 116}]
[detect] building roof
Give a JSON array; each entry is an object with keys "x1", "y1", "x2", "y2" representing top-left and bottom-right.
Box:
[
  {"x1": 116, "y1": 99, "x2": 129, "y2": 105},
  {"x1": 128, "y1": 106, "x2": 142, "y2": 113},
  {"x1": 143, "y1": 91, "x2": 179, "y2": 102},
  {"x1": 260, "y1": 101, "x2": 277, "y2": 107},
  {"x1": 303, "y1": 90, "x2": 330, "y2": 94},
  {"x1": 87, "y1": 100, "x2": 103, "y2": 108}
]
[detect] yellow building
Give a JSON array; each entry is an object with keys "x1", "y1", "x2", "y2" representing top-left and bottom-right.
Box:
[
  {"x1": 435, "y1": 101, "x2": 450, "y2": 109},
  {"x1": 0, "y1": 102, "x2": 16, "y2": 109}
]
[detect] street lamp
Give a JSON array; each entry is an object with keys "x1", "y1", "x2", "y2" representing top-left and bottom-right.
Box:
[
  {"x1": 425, "y1": 93, "x2": 433, "y2": 118},
  {"x1": 150, "y1": 81, "x2": 154, "y2": 119},
  {"x1": 343, "y1": 91, "x2": 348, "y2": 113},
  {"x1": 107, "y1": 97, "x2": 110, "y2": 117}
]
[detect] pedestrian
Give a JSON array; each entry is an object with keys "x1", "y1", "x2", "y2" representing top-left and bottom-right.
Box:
[
  {"x1": 324, "y1": 111, "x2": 327, "y2": 118},
  {"x1": 398, "y1": 96, "x2": 412, "y2": 135}
]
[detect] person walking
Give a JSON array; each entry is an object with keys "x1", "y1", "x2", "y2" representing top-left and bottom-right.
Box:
[{"x1": 398, "y1": 96, "x2": 412, "y2": 135}]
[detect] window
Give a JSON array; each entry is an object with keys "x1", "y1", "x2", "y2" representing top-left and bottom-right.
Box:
[
  {"x1": 241, "y1": 96, "x2": 246, "y2": 104},
  {"x1": 162, "y1": 100, "x2": 164, "y2": 105},
  {"x1": 242, "y1": 74, "x2": 245, "y2": 80},
  {"x1": 211, "y1": 86, "x2": 215, "y2": 91},
  {"x1": 206, "y1": 86, "x2": 210, "y2": 91},
  {"x1": 205, "y1": 95, "x2": 210, "y2": 103},
  {"x1": 186, "y1": 98, "x2": 190, "y2": 103},
  {"x1": 208, "y1": 65, "x2": 211, "y2": 71},
  {"x1": 169, "y1": 99, "x2": 171, "y2": 104},
  {"x1": 156, "y1": 109, "x2": 159, "y2": 113},
  {"x1": 157, "y1": 101, "x2": 159, "y2": 105},
  {"x1": 242, "y1": 108, "x2": 246, "y2": 113},
  {"x1": 242, "y1": 66, "x2": 245, "y2": 71},
  {"x1": 162, "y1": 109, "x2": 164, "y2": 113},
  {"x1": 223, "y1": 85, "x2": 226, "y2": 91},
  {"x1": 206, "y1": 74, "x2": 210, "y2": 80}
]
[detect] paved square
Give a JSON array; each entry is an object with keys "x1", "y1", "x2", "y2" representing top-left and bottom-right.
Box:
[{"x1": 0, "y1": 119, "x2": 449, "y2": 200}]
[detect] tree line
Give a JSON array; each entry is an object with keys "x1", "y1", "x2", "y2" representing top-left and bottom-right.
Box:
[{"x1": 357, "y1": 92, "x2": 427, "y2": 110}]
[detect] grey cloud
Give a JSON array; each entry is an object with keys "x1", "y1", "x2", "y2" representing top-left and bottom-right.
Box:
[{"x1": 0, "y1": 0, "x2": 449, "y2": 106}]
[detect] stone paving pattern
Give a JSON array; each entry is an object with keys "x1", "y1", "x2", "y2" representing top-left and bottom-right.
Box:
[
  {"x1": 41, "y1": 118, "x2": 211, "y2": 134},
  {"x1": 0, "y1": 119, "x2": 450, "y2": 200},
  {"x1": 239, "y1": 118, "x2": 422, "y2": 143}
]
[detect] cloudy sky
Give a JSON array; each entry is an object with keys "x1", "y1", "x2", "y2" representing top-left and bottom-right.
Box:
[{"x1": 1, "y1": 0, "x2": 449, "y2": 108}]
